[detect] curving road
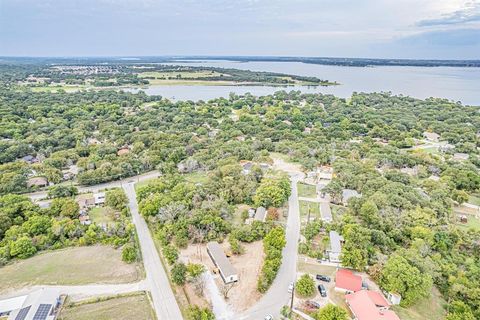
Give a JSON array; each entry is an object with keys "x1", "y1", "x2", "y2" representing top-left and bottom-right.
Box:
[
  {"x1": 123, "y1": 182, "x2": 183, "y2": 320},
  {"x1": 239, "y1": 174, "x2": 302, "y2": 320}
]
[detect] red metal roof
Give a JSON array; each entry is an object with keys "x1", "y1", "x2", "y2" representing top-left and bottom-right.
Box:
[
  {"x1": 335, "y1": 269, "x2": 362, "y2": 292},
  {"x1": 346, "y1": 290, "x2": 400, "y2": 320}
]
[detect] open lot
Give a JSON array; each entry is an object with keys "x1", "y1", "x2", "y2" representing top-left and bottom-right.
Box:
[
  {"x1": 299, "y1": 200, "x2": 320, "y2": 223},
  {"x1": 0, "y1": 246, "x2": 142, "y2": 293},
  {"x1": 89, "y1": 206, "x2": 117, "y2": 225},
  {"x1": 297, "y1": 183, "x2": 317, "y2": 198},
  {"x1": 59, "y1": 293, "x2": 155, "y2": 320},
  {"x1": 392, "y1": 287, "x2": 446, "y2": 320}
]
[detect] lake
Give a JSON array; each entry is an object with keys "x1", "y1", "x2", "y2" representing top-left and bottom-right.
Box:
[{"x1": 125, "y1": 60, "x2": 480, "y2": 105}]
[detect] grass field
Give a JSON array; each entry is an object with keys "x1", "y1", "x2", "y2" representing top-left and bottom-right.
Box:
[
  {"x1": 468, "y1": 194, "x2": 480, "y2": 206},
  {"x1": 183, "y1": 171, "x2": 209, "y2": 184},
  {"x1": 89, "y1": 206, "x2": 116, "y2": 225},
  {"x1": 59, "y1": 293, "x2": 155, "y2": 320},
  {"x1": 0, "y1": 246, "x2": 142, "y2": 292},
  {"x1": 299, "y1": 200, "x2": 320, "y2": 223},
  {"x1": 392, "y1": 287, "x2": 446, "y2": 320},
  {"x1": 457, "y1": 215, "x2": 480, "y2": 230},
  {"x1": 297, "y1": 183, "x2": 317, "y2": 198}
]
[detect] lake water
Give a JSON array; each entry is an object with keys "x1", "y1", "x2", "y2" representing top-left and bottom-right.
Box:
[{"x1": 125, "y1": 60, "x2": 480, "y2": 105}]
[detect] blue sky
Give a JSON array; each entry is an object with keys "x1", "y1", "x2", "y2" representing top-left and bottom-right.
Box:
[{"x1": 0, "y1": 0, "x2": 479, "y2": 59}]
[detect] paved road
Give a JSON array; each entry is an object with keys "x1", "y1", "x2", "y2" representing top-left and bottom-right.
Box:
[
  {"x1": 0, "y1": 281, "x2": 148, "y2": 302},
  {"x1": 239, "y1": 174, "x2": 302, "y2": 320},
  {"x1": 123, "y1": 182, "x2": 183, "y2": 320},
  {"x1": 27, "y1": 170, "x2": 160, "y2": 201}
]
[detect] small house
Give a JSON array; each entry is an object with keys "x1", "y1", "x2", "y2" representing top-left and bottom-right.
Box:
[
  {"x1": 423, "y1": 131, "x2": 440, "y2": 142},
  {"x1": 77, "y1": 197, "x2": 95, "y2": 209},
  {"x1": 21, "y1": 155, "x2": 39, "y2": 164},
  {"x1": 27, "y1": 177, "x2": 48, "y2": 188},
  {"x1": 117, "y1": 148, "x2": 130, "y2": 156},
  {"x1": 453, "y1": 153, "x2": 469, "y2": 161},
  {"x1": 206, "y1": 242, "x2": 238, "y2": 284},
  {"x1": 342, "y1": 189, "x2": 361, "y2": 205},
  {"x1": 94, "y1": 192, "x2": 106, "y2": 205},
  {"x1": 327, "y1": 230, "x2": 343, "y2": 263},
  {"x1": 386, "y1": 292, "x2": 402, "y2": 305},
  {"x1": 240, "y1": 161, "x2": 253, "y2": 174},
  {"x1": 254, "y1": 207, "x2": 267, "y2": 222},
  {"x1": 320, "y1": 202, "x2": 333, "y2": 223}
]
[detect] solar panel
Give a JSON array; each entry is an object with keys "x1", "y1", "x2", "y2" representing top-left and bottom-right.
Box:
[
  {"x1": 15, "y1": 306, "x2": 31, "y2": 320},
  {"x1": 32, "y1": 304, "x2": 52, "y2": 320}
]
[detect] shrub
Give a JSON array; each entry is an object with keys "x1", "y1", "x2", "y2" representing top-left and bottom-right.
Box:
[
  {"x1": 171, "y1": 262, "x2": 187, "y2": 285},
  {"x1": 296, "y1": 274, "x2": 315, "y2": 297},
  {"x1": 122, "y1": 244, "x2": 137, "y2": 263},
  {"x1": 163, "y1": 244, "x2": 179, "y2": 265}
]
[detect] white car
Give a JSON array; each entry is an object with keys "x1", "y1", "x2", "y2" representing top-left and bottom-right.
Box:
[
  {"x1": 288, "y1": 282, "x2": 294, "y2": 293},
  {"x1": 264, "y1": 315, "x2": 273, "y2": 320}
]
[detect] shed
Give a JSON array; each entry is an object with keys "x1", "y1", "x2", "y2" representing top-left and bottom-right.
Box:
[
  {"x1": 94, "y1": 192, "x2": 106, "y2": 205},
  {"x1": 423, "y1": 131, "x2": 440, "y2": 142},
  {"x1": 327, "y1": 230, "x2": 343, "y2": 263},
  {"x1": 254, "y1": 206, "x2": 267, "y2": 222},
  {"x1": 320, "y1": 202, "x2": 332, "y2": 223},
  {"x1": 342, "y1": 189, "x2": 360, "y2": 205},
  {"x1": 27, "y1": 177, "x2": 48, "y2": 188},
  {"x1": 206, "y1": 242, "x2": 238, "y2": 284}
]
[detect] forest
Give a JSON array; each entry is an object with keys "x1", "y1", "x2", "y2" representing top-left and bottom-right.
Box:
[{"x1": 0, "y1": 62, "x2": 480, "y2": 319}]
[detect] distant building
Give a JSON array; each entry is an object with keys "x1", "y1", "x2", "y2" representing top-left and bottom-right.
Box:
[
  {"x1": 254, "y1": 207, "x2": 267, "y2": 222},
  {"x1": 27, "y1": 177, "x2": 48, "y2": 188},
  {"x1": 342, "y1": 189, "x2": 361, "y2": 205},
  {"x1": 346, "y1": 290, "x2": 400, "y2": 320},
  {"x1": 0, "y1": 288, "x2": 62, "y2": 320},
  {"x1": 453, "y1": 153, "x2": 469, "y2": 161},
  {"x1": 335, "y1": 269, "x2": 362, "y2": 293},
  {"x1": 386, "y1": 292, "x2": 402, "y2": 305},
  {"x1": 240, "y1": 161, "x2": 253, "y2": 174},
  {"x1": 77, "y1": 196, "x2": 95, "y2": 209},
  {"x1": 320, "y1": 202, "x2": 333, "y2": 223},
  {"x1": 327, "y1": 231, "x2": 343, "y2": 263},
  {"x1": 94, "y1": 192, "x2": 106, "y2": 205},
  {"x1": 21, "y1": 155, "x2": 39, "y2": 164},
  {"x1": 117, "y1": 147, "x2": 130, "y2": 156},
  {"x1": 428, "y1": 175, "x2": 440, "y2": 182},
  {"x1": 206, "y1": 242, "x2": 238, "y2": 284},
  {"x1": 79, "y1": 215, "x2": 91, "y2": 226},
  {"x1": 423, "y1": 131, "x2": 440, "y2": 142}
]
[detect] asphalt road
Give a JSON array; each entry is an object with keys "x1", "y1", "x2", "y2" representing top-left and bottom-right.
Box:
[
  {"x1": 123, "y1": 182, "x2": 183, "y2": 320},
  {"x1": 239, "y1": 174, "x2": 302, "y2": 320}
]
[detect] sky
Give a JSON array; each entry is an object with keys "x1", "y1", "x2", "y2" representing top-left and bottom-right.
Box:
[{"x1": 0, "y1": 0, "x2": 479, "y2": 59}]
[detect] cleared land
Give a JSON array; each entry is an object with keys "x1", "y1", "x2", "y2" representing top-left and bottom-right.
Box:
[
  {"x1": 392, "y1": 287, "x2": 446, "y2": 320},
  {"x1": 59, "y1": 293, "x2": 155, "y2": 320},
  {"x1": 297, "y1": 183, "x2": 317, "y2": 198},
  {"x1": 299, "y1": 200, "x2": 321, "y2": 223},
  {"x1": 89, "y1": 206, "x2": 116, "y2": 225},
  {"x1": 0, "y1": 246, "x2": 142, "y2": 293}
]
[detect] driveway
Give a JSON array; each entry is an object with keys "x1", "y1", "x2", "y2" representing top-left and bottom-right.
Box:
[
  {"x1": 123, "y1": 182, "x2": 183, "y2": 320},
  {"x1": 239, "y1": 174, "x2": 302, "y2": 320}
]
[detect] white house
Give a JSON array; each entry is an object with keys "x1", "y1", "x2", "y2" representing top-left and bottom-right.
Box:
[
  {"x1": 326, "y1": 230, "x2": 344, "y2": 263},
  {"x1": 94, "y1": 192, "x2": 106, "y2": 205},
  {"x1": 0, "y1": 288, "x2": 61, "y2": 320},
  {"x1": 206, "y1": 242, "x2": 238, "y2": 284}
]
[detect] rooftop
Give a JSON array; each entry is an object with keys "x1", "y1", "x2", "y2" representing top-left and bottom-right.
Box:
[
  {"x1": 346, "y1": 290, "x2": 400, "y2": 320},
  {"x1": 206, "y1": 242, "x2": 237, "y2": 279},
  {"x1": 336, "y1": 269, "x2": 362, "y2": 292}
]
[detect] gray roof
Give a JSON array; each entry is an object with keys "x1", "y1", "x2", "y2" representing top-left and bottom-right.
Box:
[
  {"x1": 7, "y1": 288, "x2": 60, "y2": 320},
  {"x1": 206, "y1": 242, "x2": 237, "y2": 279},
  {"x1": 342, "y1": 189, "x2": 360, "y2": 203},
  {"x1": 254, "y1": 206, "x2": 267, "y2": 221},
  {"x1": 320, "y1": 203, "x2": 332, "y2": 222},
  {"x1": 329, "y1": 231, "x2": 344, "y2": 253}
]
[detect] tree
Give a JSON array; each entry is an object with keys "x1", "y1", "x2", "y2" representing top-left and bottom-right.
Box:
[
  {"x1": 451, "y1": 190, "x2": 468, "y2": 205},
  {"x1": 254, "y1": 178, "x2": 290, "y2": 208},
  {"x1": 445, "y1": 301, "x2": 475, "y2": 320},
  {"x1": 228, "y1": 235, "x2": 244, "y2": 255},
  {"x1": 314, "y1": 304, "x2": 349, "y2": 320},
  {"x1": 50, "y1": 197, "x2": 80, "y2": 218},
  {"x1": 171, "y1": 262, "x2": 187, "y2": 285},
  {"x1": 9, "y1": 236, "x2": 37, "y2": 259},
  {"x1": 47, "y1": 185, "x2": 78, "y2": 199},
  {"x1": 379, "y1": 254, "x2": 432, "y2": 306},
  {"x1": 187, "y1": 305, "x2": 215, "y2": 320},
  {"x1": 105, "y1": 188, "x2": 128, "y2": 211},
  {"x1": 186, "y1": 263, "x2": 205, "y2": 279},
  {"x1": 296, "y1": 274, "x2": 315, "y2": 297},
  {"x1": 163, "y1": 244, "x2": 179, "y2": 265},
  {"x1": 122, "y1": 244, "x2": 137, "y2": 263}
]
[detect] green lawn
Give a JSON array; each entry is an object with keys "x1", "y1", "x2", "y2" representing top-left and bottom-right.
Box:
[
  {"x1": 299, "y1": 200, "x2": 320, "y2": 223},
  {"x1": 457, "y1": 215, "x2": 480, "y2": 231},
  {"x1": 183, "y1": 171, "x2": 209, "y2": 184},
  {"x1": 468, "y1": 194, "x2": 480, "y2": 206},
  {"x1": 0, "y1": 246, "x2": 142, "y2": 292},
  {"x1": 392, "y1": 287, "x2": 446, "y2": 320},
  {"x1": 89, "y1": 206, "x2": 116, "y2": 225},
  {"x1": 59, "y1": 293, "x2": 155, "y2": 320},
  {"x1": 297, "y1": 183, "x2": 317, "y2": 198}
]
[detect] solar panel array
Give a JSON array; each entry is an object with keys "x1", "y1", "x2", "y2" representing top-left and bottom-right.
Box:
[
  {"x1": 14, "y1": 306, "x2": 31, "y2": 320},
  {"x1": 32, "y1": 304, "x2": 52, "y2": 320}
]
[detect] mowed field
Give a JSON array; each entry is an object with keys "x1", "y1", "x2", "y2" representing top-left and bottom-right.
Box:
[
  {"x1": 59, "y1": 293, "x2": 155, "y2": 320},
  {"x1": 0, "y1": 246, "x2": 142, "y2": 292}
]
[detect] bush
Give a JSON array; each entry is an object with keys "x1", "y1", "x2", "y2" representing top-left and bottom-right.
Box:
[
  {"x1": 171, "y1": 262, "x2": 187, "y2": 285},
  {"x1": 229, "y1": 235, "x2": 244, "y2": 255},
  {"x1": 122, "y1": 244, "x2": 137, "y2": 263},
  {"x1": 257, "y1": 227, "x2": 286, "y2": 292},
  {"x1": 314, "y1": 304, "x2": 349, "y2": 320},
  {"x1": 105, "y1": 188, "x2": 129, "y2": 211},
  {"x1": 187, "y1": 305, "x2": 215, "y2": 320},
  {"x1": 163, "y1": 244, "x2": 179, "y2": 265},
  {"x1": 296, "y1": 274, "x2": 315, "y2": 297}
]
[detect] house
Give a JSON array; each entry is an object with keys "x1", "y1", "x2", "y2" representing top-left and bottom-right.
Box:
[
  {"x1": 26, "y1": 177, "x2": 48, "y2": 188},
  {"x1": 21, "y1": 155, "x2": 39, "y2": 164},
  {"x1": 453, "y1": 153, "x2": 469, "y2": 161},
  {"x1": 327, "y1": 231, "x2": 343, "y2": 263},
  {"x1": 342, "y1": 189, "x2": 360, "y2": 205},
  {"x1": 345, "y1": 290, "x2": 400, "y2": 320},
  {"x1": 62, "y1": 165, "x2": 79, "y2": 180},
  {"x1": 400, "y1": 167, "x2": 417, "y2": 176},
  {"x1": 117, "y1": 147, "x2": 130, "y2": 156},
  {"x1": 94, "y1": 192, "x2": 106, "y2": 205},
  {"x1": 0, "y1": 288, "x2": 61, "y2": 320},
  {"x1": 79, "y1": 215, "x2": 91, "y2": 226},
  {"x1": 439, "y1": 143, "x2": 455, "y2": 152},
  {"x1": 206, "y1": 242, "x2": 238, "y2": 284},
  {"x1": 428, "y1": 175, "x2": 440, "y2": 182},
  {"x1": 317, "y1": 166, "x2": 334, "y2": 181},
  {"x1": 87, "y1": 137, "x2": 101, "y2": 145},
  {"x1": 77, "y1": 197, "x2": 95, "y2": 209},
  {"x1": 335, "y1": 269, "x2": 362, "y2": 293},
  {"x1": 254, "y1": 206, "x2": 267, "y2": 222},
  {"x1": 240, "y1": 161, "x2": 253, "y2": 174},
  {"x1": 320, "y1": 202, "x2": 333, "y2": 223},
  {"x1": 423, "y1": 131, "x2": 440, "y2": 142}
]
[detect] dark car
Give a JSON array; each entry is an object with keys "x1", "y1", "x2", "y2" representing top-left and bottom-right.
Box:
[
  {"x1": 318, "y1": 284, "x2": 327, "y2": 297},
  {"x1": 316, "y1": 274, "x2": 331, "y2": 282}
]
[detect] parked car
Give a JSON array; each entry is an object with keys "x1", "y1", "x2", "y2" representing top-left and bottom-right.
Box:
[
  {"x1": 305, "y1": 300, "x2": 321, "y2": 309},
  {"x1": 362, "y1": 281, "x2": 369, "y2": 290},
  {"x1": 316, "y1": 274, "x2": 331, "y2": 282},
  {"x1": 318, "y1": 284, "x2": 327, "y2": 297},
  {"x1": 264, "y1": 315, "x2": 273, "y2": 320},
  {"x1": 288, "y1": 282, "x2": 294, "y2": 293}
]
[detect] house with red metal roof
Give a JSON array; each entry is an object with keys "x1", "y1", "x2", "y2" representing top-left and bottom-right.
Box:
[
  {"x1": 335, "y1": 269, "x2": 362, "y2": 293},
  {"x1": 346, "y1": 290, "x2": 400, "y2": 320}
]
